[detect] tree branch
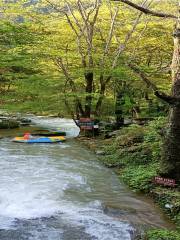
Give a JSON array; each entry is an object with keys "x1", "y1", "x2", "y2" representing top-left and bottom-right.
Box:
[
  {"x1": 55, "y1": 57, "x2": 85, "y2": 114},
  {"x1": 112, "y1": 7, "x2": 142, "y2": 68},
  {"x1": 101, "y1": 7, "x2": 119, "y2": 67},
  {"x1": 128, "y1": 63, "x2": 180, "y2": 106},
  {"x1": 113, "y1": 0, "x2": 177, "y2": 19},
  {"x1": 66, "y1": 2, "x2": 83, "y2": 33},
  {"x1": 154, "y1": 91, "x2": 180, "y2": 105},
  {"x1": 128, "y1": 63, "x2": 157, "y2": 91}
]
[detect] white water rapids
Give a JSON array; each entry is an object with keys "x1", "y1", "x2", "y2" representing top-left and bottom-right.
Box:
[
  {"x1": 0, "y1": 117, "x2": 172, "y2": 239},
  {"x1": 29, "y1": 116, "x2": 80, "y2": 138}
]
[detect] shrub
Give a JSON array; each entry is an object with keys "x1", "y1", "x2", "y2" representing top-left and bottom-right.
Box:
[
  {"x1": 146, "y1": 229, "x2": 180, "y2": 240},
  {"x1": 121, "y1": 163, "x2": 159, "y2": 192}
]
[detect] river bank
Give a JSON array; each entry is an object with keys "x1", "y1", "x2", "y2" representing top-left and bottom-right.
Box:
[
  {"x1": 76, "y1": 118, "x2": 180, "y2": 240},
  {"x1": 0, "y1": 115, "x2": 179, "y2": 239},
  {"x1": 0, "y1": 124, "x2": 175, "y2": 240}
]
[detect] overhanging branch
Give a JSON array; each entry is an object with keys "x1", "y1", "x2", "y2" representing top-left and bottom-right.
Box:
[
  {"x1": 128, "y1": 63, "x2": 180, "y2": 106},
  {"x1": 154, "y1": 91, "x2": 180, "y2": 105},
  {"x1": 128, "y1": 63, "x2": 157, "y2": 91},
  {"x1": 113, "y1": 0, "x2": 177, "y2": 19}
]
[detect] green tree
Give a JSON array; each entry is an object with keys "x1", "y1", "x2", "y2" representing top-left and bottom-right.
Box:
[
  {"x1": 16, "y1": 0, "x2": 149, "y2": 118},
  {"x1": 114, "y1": 0, "x2": 180, "y2": 180}
]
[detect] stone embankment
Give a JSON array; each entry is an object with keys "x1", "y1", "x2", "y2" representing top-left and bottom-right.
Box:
[{"x1": 0, "y1": 111, "x2": 32, "y2": 129}]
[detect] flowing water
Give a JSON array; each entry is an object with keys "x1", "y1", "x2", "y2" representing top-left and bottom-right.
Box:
[{"x1": 0, "y1": 117, "x2": 173, "y2": 240}]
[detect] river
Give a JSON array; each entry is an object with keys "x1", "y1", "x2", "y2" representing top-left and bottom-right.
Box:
[{"x1": 0, "y1": 117, "x2": 173, "y2": 240}]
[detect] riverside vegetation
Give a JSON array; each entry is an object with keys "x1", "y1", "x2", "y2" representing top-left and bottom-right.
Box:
[
  {"x1": 89, "y1": 117, "x2": 180, "y2": 240},
  {"x1": 0, "y1": 0, "x2": 180, "y2": 239}
]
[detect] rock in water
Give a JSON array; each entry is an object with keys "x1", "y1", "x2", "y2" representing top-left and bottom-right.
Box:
[{"x1": 0, "y1": 119, "x2": 19, "y2": 129}]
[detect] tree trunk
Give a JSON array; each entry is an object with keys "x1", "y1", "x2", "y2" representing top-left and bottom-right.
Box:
[
  {"x1": 161, "y1": 27, "x2": 180, "y2": 181},
  {"x1": 95, "y1": 82, "x2": 106, "y2": 117},
  {"x1": 77, "y1": 100, "x2": 85, "y2": 117},
  {"x1": 115, "y1": 92, "x2": 124, "y2": 128},
  {"x1": 95, "y1": 75, "x2": 112, "y2": 116},
  {"x1": 84, "y1": 72, "x2": 93, "y2": 118}
]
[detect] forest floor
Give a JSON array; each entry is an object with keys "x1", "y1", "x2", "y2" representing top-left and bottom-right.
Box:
[{"x1": 76, "y1": 118, "x2": 180, "y2": 240}]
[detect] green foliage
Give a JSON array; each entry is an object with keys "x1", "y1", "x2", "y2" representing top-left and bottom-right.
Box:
[
  {"x1": 151, "y1": 187, "x2": 180, "y2": 225},
  {"x1": 100, "y1": 118, "x2": 180, "y2": 229},
  {"x1": 121, "y1": 163, "x2": 158, "y2": 192},
  {"x1": 115, "y1": 124, "x2": 145, "y2": 147},
  {"x1": 143, "y1": 117, "x2": 167, "y2": 161},
  {"x1": 146, "y1": 229, "x2": 180, "y2": 240},
  {"x1": 144, "y1": 117, "x2": 166, "y2": 143},
  {"x1": 102, "y1": 118, "x2": 166, "y2": 169},
  {"x1": 174, "y1": 213, "x2": 180, "y2": 229},
  {"x1": 102, "y1": 121, "x2": 162, "y2": 192},
  {"x1": 101, "y1": 118, "x2": 167, "y2": 192},
  {"x1": 0, "y1": 0, "x2": 174, "y2": 117}
]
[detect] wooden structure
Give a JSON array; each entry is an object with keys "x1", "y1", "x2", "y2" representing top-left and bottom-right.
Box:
[
  {"x1": 78, "y1": 118, "x2": 99, "y2": 136},
  {"x1": 78, "y1": 118, "x2": 94, "y2": 130}
]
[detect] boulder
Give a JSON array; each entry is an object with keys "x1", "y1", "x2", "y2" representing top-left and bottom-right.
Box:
[
  {"x1": 17, "y1": 117, "x2": 32, "y2": 126},
  {"x1": 95, "y1": 150, "x2": 105, "y2": 155},
  {"x1": 0, "y1": 119, "x2": 20, "y2": 129}
]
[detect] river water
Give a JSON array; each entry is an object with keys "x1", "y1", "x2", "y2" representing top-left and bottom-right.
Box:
[{"x1": 0, "y1": 117, "x2": 173, "y2": 240}]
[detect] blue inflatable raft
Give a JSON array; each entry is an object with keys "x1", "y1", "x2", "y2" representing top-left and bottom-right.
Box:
[{"x1": 13, "y1": 136, "x2": 65, "y2": 143}]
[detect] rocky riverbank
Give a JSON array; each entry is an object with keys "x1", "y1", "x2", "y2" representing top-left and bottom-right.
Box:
[
  {"x1": 0, "y1": 113, "x2": 179, "y2": 239},
  {"x1": 0, "y1": 113, "x2": 32, "y2": 129},
  {"x1": 77, "y1": 118, "x2": 180, "y2": 240}
]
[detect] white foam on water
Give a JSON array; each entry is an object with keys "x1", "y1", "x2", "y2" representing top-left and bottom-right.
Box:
[
  {"x1": 0, "y1": 117, "x2": 169, "y2": 239},
  {"x1": 57, "y1": 202, "x2": 133, "y2": 240},
  {"x1": 29, "y1": 116, "x2": 80, "y2": 138},
  {"x1": 84, "y1": 217, "x2": 132, "y2": 240},
  {"x1": 0, "y1": 138, "x2": 134, "y2": 239},
  {"x1": 0, "y1": 148, "x2": 86, "y2": 228}
]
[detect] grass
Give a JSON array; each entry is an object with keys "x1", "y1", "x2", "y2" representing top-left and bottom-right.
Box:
[{"x1": 98, "y1": 117, "x2": 180, "y2": 239}]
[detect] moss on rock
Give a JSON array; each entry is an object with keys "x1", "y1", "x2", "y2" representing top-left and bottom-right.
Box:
[{"x1": 0, "y1": 120, "x2": 19, "y2": 129}]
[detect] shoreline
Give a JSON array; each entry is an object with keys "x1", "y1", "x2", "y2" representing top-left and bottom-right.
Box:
[
  {"x1": 76, "y1": 134, "x2": 180, "y2": 239},
  {"x1": 0, "y1": 116, "x2": 179, "y2": 239}
]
